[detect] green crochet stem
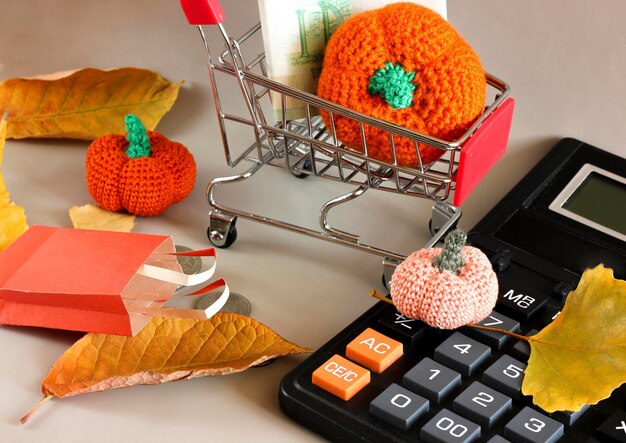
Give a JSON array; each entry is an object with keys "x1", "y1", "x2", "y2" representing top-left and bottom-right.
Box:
[
  {"x1": 432, "y1": 229, "x2": 467, "y2": 274},
  {"x1": 125, "y1": 114, "x2": 151, "y2": 158},
  {"x1": 368, "y1": 62, "x2": 416, "y2": 109}
]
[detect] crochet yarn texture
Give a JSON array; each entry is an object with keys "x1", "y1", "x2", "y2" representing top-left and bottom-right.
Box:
[
  {"x1": 86, "y1": 114, "x2": 196, "y2": 217},
  {"x1": 317, "y1": 2, "x2": 486, "y2": 167},
  {"x1": 390, "y1": 230, "x2": 498, "y2": 329}
]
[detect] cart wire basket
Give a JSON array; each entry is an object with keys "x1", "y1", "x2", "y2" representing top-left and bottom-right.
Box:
[{"x1": 180, "y1": 0, "x2": 515, "y2": 273}]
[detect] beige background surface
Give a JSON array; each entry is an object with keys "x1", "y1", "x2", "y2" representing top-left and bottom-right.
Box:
[{"x1": 1, "y1": 1, "x2": 625, "y2": 442}]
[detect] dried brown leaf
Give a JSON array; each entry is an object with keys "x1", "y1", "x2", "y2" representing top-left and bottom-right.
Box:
[
  {"x1": 21, "y1": 314, "x2": 310, "y2": 423},
  {"x1": 0, "y1": 67, "x2": 179, "y2": 140}
]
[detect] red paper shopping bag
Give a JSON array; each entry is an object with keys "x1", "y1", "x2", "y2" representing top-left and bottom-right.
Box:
[{"x1": 0, "y1": 226, "x2": 228, "y2": 336}]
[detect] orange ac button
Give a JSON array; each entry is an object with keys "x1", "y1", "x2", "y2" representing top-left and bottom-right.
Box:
[
  {"x1": 312, "y1": 354, "x2": 370, "y2": 401},
  {"x1": 346, "y1": 328, "x2": 403, "y2": 373}
]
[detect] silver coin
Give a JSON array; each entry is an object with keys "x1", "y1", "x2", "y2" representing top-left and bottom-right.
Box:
[
  {"x1": 175, "y1": 245, "x2": 202, "y2": 275},
  {"x1": 195, "y1": 291, "x2": 252, "y2": 316}
]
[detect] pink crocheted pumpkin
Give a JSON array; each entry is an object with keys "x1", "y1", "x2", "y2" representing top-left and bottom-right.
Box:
[{"x1": 390, "y1": 230, "x2": 497, "y2": 329}]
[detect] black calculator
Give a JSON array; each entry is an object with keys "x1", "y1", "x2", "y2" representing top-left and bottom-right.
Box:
[{"x1": 279, "y1": 138, "x2": 626, "y2": 442}]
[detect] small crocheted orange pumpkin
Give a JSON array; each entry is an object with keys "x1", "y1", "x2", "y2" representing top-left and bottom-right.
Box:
[
  {"x1": 317, "y1": 3, "x2": 486, "y2": 167},
  {"x1": 86, "y1": 114, "x2": 196, "y2": 216},
  {"x1": 390, "y1": 230, "x2": 497, "y2": 329}
]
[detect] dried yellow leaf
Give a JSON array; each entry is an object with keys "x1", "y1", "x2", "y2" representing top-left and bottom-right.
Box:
[
  {"x1": 22, "y1": 314, "x2": 310, "y2": 423},
  {"x1": 69, "y1": 204, "x2": 135, "y2": 232},
  {"x1": 0, "y1": 110, "x2": 28, "y2": 252},
  {"x1": 0, "y1": 67, "x2": 179, "y2": 140},
  {"x1": 523, "y1": 265, "x2": 626, "y2": 412}
]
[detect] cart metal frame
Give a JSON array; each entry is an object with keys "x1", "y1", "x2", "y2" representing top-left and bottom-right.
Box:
[{"x1": 190, "y1": 10, "x2": 512, "y2": 274}]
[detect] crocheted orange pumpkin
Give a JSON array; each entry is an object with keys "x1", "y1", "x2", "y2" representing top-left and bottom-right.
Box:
[
  {"x1": 317, "y1": 3, "x2": 486, "y2": 167},
  {"x1": 390, "y1": 230, "x2": 497, "y2": 329},
  {"x1": 86, "y1": 114, "x2": 196, "y2": 216}
]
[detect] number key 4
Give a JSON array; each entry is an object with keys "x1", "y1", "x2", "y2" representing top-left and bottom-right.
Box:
[{"x1": 434, "y1": 332, "x2": 491, "y2": 377}]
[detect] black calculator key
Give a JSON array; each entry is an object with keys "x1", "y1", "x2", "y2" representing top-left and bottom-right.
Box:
[
  {"x1": 503, "y1": 406, "x2": 564, "y2": 443},
  {"x1": 369, "y1": 383, "x2": 429, "y2": 431},
  {"x1": 552, "y1": 280, "x2": 577, "y2": 302},
  {"x1": 497, "y1": 264, "x2": 553, "y2": 321},
  {"x1": 510, "y1": 329, "x2": 538, "y2": 362},
  {"x1": 420, "y1": 409, "x2": 481, "y2": 443},
  {"x1": 598, "y1": 410, "x2": 626, "y2": 442},
  {"x1": 467, "y1": 311, "x2": 520, "y2": 350},
  {"x1": 490, "y1": 248, "x2": 512, "y2": 272},
  {"x1": 403, "y1": 357, "x2": 461, "y2": 403},
  {"x1": 550, "y1": 404, "x2": 590, "y2": 426},
  {"x1": 482, "y1": 355, "x2": 526, "y2": 400},
  {"x1": 540, "y1": 305, "x2": 561, "y2": 327},
  {"x1": 434, "y1": 332, "x2": 491, "y2": 377},
  {"x1": 486, "y1": 436, "x2": 511, "y2": 443},
  {"x1": 452, "y1": 381, "x2": 512, "y2": 429},
  {"x1": 377, "y1": 309, "x2": 426, "y2": 347}
]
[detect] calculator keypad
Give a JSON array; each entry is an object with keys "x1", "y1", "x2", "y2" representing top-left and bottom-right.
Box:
[{"x1": 283, "y1": 256, "x2": 617, "y2": 442}]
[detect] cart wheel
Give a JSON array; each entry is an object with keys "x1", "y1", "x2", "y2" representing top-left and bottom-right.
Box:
[
  {"x1": 207, "y1": 223, "x2": 238, "y2": 249},
  {"x1": 290, "y1": 158, "x2": 313, "y2": 179}
]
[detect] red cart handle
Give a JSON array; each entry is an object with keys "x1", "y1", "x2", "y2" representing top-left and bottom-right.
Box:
[{"x1": 180, "y1": 0, "x2": 224, "y2": 25}]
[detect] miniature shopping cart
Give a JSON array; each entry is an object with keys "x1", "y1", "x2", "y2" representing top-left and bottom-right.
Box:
[{"x1": 179, "y1": 0, "x2": 515, "y2": 277}]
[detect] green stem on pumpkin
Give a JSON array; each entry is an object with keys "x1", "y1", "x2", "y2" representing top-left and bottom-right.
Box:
[
  {"x1": 124, "y1": 114, "x2": 151, "y2": 158},
  {"x1": 432, "y1": 229, "x2": 467, "y2": 274},
  {"x1": 368, "y1": 62, "x2": 416, "y2": 109}
]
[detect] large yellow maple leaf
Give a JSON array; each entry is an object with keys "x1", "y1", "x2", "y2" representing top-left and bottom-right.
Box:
[{"x1": 522, "y1": 264, "x2": 626, "y2": 412}]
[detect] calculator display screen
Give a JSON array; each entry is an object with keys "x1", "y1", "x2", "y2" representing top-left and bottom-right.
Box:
[
  {"x1": 562, "y1": 172, "x2": 626, "y2": 235},
  {"x1": 548, "y1": 164, "x2": 626, "y2": 242}
]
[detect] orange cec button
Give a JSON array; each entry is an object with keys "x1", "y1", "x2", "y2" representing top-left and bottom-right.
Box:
[
  {"x1": 346, "y1": 328, "x2": 403, "y2": 373},
  {"x1": 312, "y1": 354, "x2": 370, "y2": 401}
]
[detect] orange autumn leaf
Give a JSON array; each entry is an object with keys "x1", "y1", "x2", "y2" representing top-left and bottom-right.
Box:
[
  {"x1": 522, "y1": 265, "x2": 626, "y2": 412},
  {"x1": 0, "y1": 67, "x2": 179, "y2": 140},
  {"x1": 22, "y1": 314, "x2": 310, "y2": 423}
]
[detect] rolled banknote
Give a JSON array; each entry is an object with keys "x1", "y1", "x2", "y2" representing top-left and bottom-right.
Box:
[{"x1": 257, "y1": 0, "x2": 447, "y2": 120}]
